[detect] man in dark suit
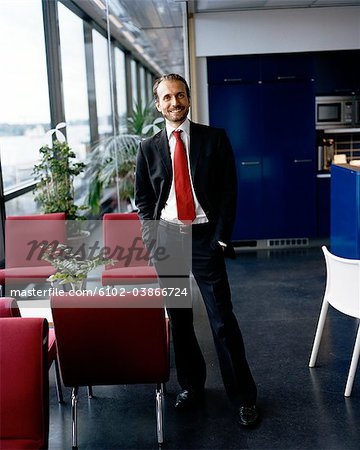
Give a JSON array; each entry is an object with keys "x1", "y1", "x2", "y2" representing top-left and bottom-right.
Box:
[{"x1": 135, "y1": 73, "x2": 259, "y2": 427}]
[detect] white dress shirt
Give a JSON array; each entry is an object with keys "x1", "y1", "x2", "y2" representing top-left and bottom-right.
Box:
[{"x1": 160, "y1": 118, "x2": 208, "y2": 225}]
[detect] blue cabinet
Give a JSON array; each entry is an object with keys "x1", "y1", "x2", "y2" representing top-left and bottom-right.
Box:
[
  {"x1": 208, "y1": 82, "x2": 263, "y2": 239},
  {"x1": 331, "y1": 164, "x2": 360, "y2": 258},
  {"x1": 313, "y1": 50, "x2": 360, "y2": 95},
  {"x1": 207, "y1": 55, "x2": 261, "y2": 84},
  {"x1": 261, "y1": 53, "x2": 314, "y2": 82},
  {"x1": 262, "y1": 81, "x2": 316, "y2": 238},
  {"x1": 208, "y1": 55, "x2": 316, "y2": 241}
]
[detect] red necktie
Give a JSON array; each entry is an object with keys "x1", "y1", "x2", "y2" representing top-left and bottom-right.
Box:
[{"x1": 173, "y1": 130, "x2": 196, "y2": 223}]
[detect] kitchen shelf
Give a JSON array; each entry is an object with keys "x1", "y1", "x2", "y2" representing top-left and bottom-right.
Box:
[{"x1": 321, "y1": 129, "x2": 360, "y2": 169}]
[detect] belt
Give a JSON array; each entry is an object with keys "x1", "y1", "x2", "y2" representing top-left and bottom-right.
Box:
[{"x1": 159, "y1": 219, "x2": 210, "y2": 234}]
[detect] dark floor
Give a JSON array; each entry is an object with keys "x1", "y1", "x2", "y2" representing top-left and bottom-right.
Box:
[{"x1": 48, "y1": 246, "x2": 360, "y2": 449}]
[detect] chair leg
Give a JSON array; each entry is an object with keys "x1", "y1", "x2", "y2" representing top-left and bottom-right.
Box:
[
  {"x1": 309, "y1": 300, "x2": 329, "y2": 367},
  {"x1": 54, "y1": 357, "x2": 64, "y2": 403},
  {"x1": 71, "y1": 387, "x2": 79, "y2": 448},
  {"x1": 87, "y1": 386, "x2": 93, "y2": 398},
  {"x1": 344, "y1": 322, "x2": 360, "y2": 397},
  {"x1": 156, "y1": 383, "x2": 164, "y2": 445}
]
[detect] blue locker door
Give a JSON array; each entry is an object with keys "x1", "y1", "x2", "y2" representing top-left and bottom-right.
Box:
[
  {"x1": 262, "y1": 81, "x2": 317, "y2": 238},
  {"x1": 208, "y1": 83, "x2": 263, "y2": 240}
]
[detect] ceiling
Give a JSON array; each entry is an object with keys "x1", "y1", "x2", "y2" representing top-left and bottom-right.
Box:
[
  {"x1": 109, "y1": 0, "x2": 360, "y2": 74},
  {"x1": 193, "y1": 0, "x2": 360, "y2": 13},
  {"x1": 110, "y1": 0, "x2": 185, "y2": 75}
]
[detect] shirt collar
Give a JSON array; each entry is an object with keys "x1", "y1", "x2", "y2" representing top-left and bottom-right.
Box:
[{"x1": 166, "y1": 117, "x2": 190, "y2": 140}]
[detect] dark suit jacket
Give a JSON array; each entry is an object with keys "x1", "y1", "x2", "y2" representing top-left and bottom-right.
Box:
[{"x1": 135, "y1": 121, "x2": 237, "y2": 248}]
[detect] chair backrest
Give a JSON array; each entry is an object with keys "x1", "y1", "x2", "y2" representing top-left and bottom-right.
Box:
[
  {"x1": 322, "y1": 246, "x2": 360, "y2": 319},
  {"x1": 51, "y1": 293, "x2": 169, "y2": 387},
  {"x1": 5, "y1": 213, "x2": 66, "y2": 268},
  {"x1": 0, "y1": 297, "x2": 21, "y2": 317},
  {"x1": 0, "y1": 317, "x2": 49, "y2": 449},
  {"x1": 103, "y1": 212, "x2": 150, "y2": 269}
]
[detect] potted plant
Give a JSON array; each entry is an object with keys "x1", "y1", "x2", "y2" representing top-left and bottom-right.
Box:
[
  {"x1": 128, "y1": 100, "x2": 164, "y2": 136},
  {"x1": 86, "y1": 133, "x2": 141, "y2": 215},
  {"x1": 40, "y1": 243, "x2": 115, "y2": 291},
  {"x1": 33, "y1": 124, "x2": 88, "y2": 236},
  {"x1": 86, "y1": 100, "x2": 164, "y2": 215}
]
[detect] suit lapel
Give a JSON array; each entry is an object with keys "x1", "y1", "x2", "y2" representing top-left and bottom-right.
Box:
[
  {"x1": 154, "y1": 128, "x2": 172, "y2": 176},
  {"x1": 189, "y1": 121, "x2": 202, "y2": 179}
]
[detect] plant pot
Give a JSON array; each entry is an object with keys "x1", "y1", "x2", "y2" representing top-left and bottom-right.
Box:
[
  {"x1": 70, "y1": 279, "x2": 86, "y2": 292},
  {"x1": 66, "y1": 230, "x2": 91, "y2": 258}
]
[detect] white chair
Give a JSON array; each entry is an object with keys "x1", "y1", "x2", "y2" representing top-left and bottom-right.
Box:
[{"x1": 309, "y1": 246, "x2": 360, "y2": 397}]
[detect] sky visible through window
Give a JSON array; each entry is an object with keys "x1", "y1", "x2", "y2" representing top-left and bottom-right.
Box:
[
  {"x1": 0, "y1": 0, "x2": 51, "y2": 191},
  {"x1": 0, "y1": 0, "x2": 50, "y2": 124}
]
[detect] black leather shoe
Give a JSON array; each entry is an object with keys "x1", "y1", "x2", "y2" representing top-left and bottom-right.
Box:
[
  {"x1": 236, "y1": 405, "x2": 260, "y2": 427},
  {"x1": 174, "y1": 389, "x2": 204, "y2": 410}
]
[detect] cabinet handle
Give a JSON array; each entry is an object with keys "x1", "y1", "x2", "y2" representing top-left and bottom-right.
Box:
[
  {"x1": 241, "y1": 161, "x2": 261, "y2": 166},
  {"x1": 294, "y1": 159, "x2": 312, "y2": 163},
  {"x1": 277, "y1": 76, "x2": 296, "y2": 80},
  {"x1": 224, "y1": 78, "x2": 243, "y2": 83}
]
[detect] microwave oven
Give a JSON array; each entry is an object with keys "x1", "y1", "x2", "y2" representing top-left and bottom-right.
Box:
[{"x1": 315, "y1": 96, "x2": 360, "y2": 129}]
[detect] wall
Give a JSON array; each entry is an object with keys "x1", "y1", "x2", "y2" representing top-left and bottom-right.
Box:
[{"x1": 193, "y1": 6, "x2": 360, "y2": 124}]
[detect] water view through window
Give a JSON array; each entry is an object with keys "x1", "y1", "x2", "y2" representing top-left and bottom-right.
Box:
[{"x1": 0, "y1": 0, "x2": 51, "y2": 191}]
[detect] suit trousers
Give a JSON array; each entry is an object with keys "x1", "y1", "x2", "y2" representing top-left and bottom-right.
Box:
[{"x1": 154, "y1": 220, "x2": 257, "y2": 408}]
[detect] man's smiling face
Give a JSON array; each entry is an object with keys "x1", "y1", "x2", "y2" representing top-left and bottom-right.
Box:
[{"x1": 155, "y1": 79, "x2": 190, "y2": 127}]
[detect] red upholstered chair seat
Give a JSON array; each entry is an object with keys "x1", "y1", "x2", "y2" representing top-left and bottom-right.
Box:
[
  {"x1": 0, "y1": 297, "x2": 21, "y2": 318},
  {"x1": 0, "y1": 298, "x2": 63, "y2": 403},
  {"x1": 0, "y1": 317, "x2": 49, "y2": 450},
  {"x1": 1, "y1": 213, "x2": 66, "y2": 291},
  {"x1": 0, "y1": 266, "x2": 56, "y2": 284},
  {"x1": 101, "y1": 212, "x2": 158, "y2": 286},
  {"x1": 101, "y1": 264, "x2": 157, "y2": 285},
  {"x1": 51, "y1": 292, "x2": 170, "y2": 447},
  {"x1": 0, "y1": 438, "x2": 46, "y2": 449}
]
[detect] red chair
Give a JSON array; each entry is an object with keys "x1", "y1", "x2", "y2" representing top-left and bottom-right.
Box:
[
  {"x1": 0, "y1": 317, "x2": 49, "y2": 449},
  {"x1": 101, "y1": 212, "x2": 158, "y2": 286},
  {"x1": 0, "y1": 297, "x2": 63, "y2": 403},
  {"x1": 0, "y1": 213, "x2": 66, "y2": 294},
  {"x1": 51, "y1": 292, "x2": 170, "y2": 447}
]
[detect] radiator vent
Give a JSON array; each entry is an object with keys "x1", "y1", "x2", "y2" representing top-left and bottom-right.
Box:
[{"x1": 267, "y1": 238, "x2": 309, "y2": 248}]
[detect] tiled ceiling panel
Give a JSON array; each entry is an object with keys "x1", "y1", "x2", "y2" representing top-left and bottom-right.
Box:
[
  {"x1": 116, "y1": 0, "x2": 184, "y2": 74},
  {"x1": 111, "y1": 0, "x2": 360, "y2": 76},
  {"x1": 195, "y1": 0, "x2": 360, "y2": 12}
]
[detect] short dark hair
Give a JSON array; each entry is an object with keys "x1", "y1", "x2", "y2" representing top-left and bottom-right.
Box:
[{"x1": 153, "y1": 74, "x2": 191, "y2": 103}]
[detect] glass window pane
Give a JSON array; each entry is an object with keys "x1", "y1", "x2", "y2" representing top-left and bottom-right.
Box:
[
  {"x1": 58, "y1": 2, "x2": 90, "y2": 161},
  {"x1": 147, "y1": 71, "x2": 154, "y2": 103},
  {"x1": 92, "y1": 29, "x2": 112, "y2": 138},
  {"x1": 0, "y1": 0, "x2": 51, "y2": 191},
  {"x1": 130, "y1": 59, "x2": 138, "y2": 107},
  {"x1": 140, "y1": 66, "x2": 146, "y2": 105},
  {"x1": 5, "y1": 191, "x2": 41, "y2": 216},
  {"x1": 115, "y1": 47, "x2": 127, "y2": 133}
]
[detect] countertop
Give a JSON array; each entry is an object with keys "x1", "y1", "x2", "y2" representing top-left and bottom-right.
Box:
[{"x1": 332, "y1": 163, "x2": 360, "y2": 172}]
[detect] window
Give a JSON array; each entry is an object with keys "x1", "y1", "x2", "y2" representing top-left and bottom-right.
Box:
[
  {"x1": 115, "y1": 47, "x2": 127, "y2": 133},
  {"x1": 5, "y1": 191, "x2": 40, "y2": 216},
  {"x1": 58, "y1": 2, "x2": 90, "y2": 160},
  {"x1": 139, "y1": 66, "x2": 147, "y2": 105},
  {"x1": 0, "y1": 0, "x2": 51, "y2": 191},
  {"x1": 130, "y1": 59, "x2": 138, "y2": 108},
  {"x1": 92, "y1": 29, "x2": 113, "y2": 138},
  {"x1": 147, "y1": 71, "x2": 154, "y2": 104}
]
